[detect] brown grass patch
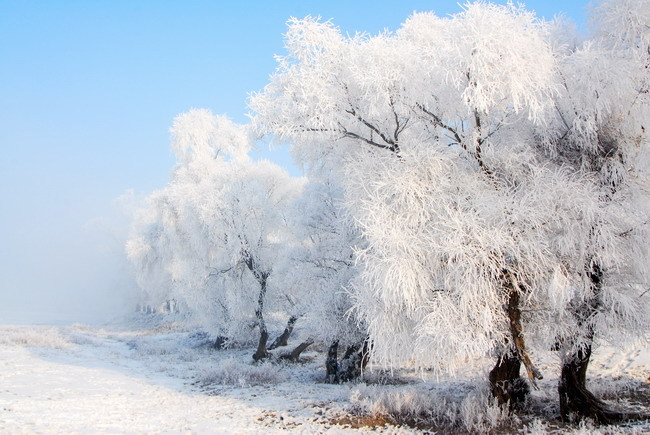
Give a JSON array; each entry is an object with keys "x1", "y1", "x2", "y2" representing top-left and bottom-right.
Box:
[{"x1": 329, "y1": 413, "x2": 394, "y2": 429}]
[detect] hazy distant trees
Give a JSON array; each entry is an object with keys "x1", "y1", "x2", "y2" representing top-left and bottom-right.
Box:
[{"x1": 127, "y1": 110, "x2": 306, "y2": 358}]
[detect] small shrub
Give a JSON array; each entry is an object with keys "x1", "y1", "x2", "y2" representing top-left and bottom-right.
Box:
[
  {"x1": 0, "y1": 326, "x2": 74, "y2": 349},
  {"x1": 196, "y1": 357, "x2": 288, "y2": 387}
]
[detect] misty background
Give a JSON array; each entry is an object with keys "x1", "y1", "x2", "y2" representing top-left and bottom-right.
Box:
[{"x1": 0, "y1": 0, "x2": 588, "y2": 325}]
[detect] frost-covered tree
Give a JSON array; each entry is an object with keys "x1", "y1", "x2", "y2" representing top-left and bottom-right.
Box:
[
  {"x1": 128, "y1": 109, "x2": 305, "y2": 360},
  {"x1": 126, "y1": 189, "x2": 178, "y2": 313},
  {"x1": 536, "y1": 0, "x2": 650, "y2": 422},
  {"x1": 252, "y1": 1, "x2": 557, "y2": 400},
  {"x1": 252, "y1": 0, "x2": 649, "y2": 414},
  {"x1": 279, "y1": 173, "x2": 369, "y2": 382}
]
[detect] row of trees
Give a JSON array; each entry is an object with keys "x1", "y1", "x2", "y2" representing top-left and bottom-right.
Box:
[
  {"x1": 128, "y1": 0, "x2": 649, "y2": 424},
  {"x1": 127, "y1": 109, "x2": 365, "y2": 371}
]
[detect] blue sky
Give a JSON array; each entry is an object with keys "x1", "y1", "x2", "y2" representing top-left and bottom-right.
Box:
[{"x1": 0, "y1": 0, "x2": 591, "y2": 323}]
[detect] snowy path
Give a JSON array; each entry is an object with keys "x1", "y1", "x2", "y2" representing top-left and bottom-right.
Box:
[
  {"x1": 1, "y1": 347, "x2": 265, "y2": 433},
  {"x1": 0, "y1": 346, "x2": 304, "y2": 434},
  {"x1": 0, "y1": 324, "x2": 383, "y2": 434}
]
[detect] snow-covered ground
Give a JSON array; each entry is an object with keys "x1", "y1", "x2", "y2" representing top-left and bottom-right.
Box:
[{"x1": 0, "y1": 316, "x2": 648, "y2": 434}]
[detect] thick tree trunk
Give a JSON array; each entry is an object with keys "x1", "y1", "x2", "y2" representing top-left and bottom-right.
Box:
[
  {"x1": 326, "y1": 341, "x2": 339, "y2": 383},
  {"x1": 489, "y1": 271, "x2": 542, "y2": 407},
  {"x1": 489, "y1": 351, "x2": 529, "y2": 408},
  {"x1": 557, "y1": 262, "x2": 646, "y2": 423},
  {"x1": 558, "y1": 344, "x2": 647, "y2": 423},
  {"x1": 559, "y1": 345, "x2": 616, "y2": 424},
  {"x1": 268, "y1": 316, "x2": 298, "y2": 350},
  {"x1": 326, "y1": 337, "x2": 370, "y2": 383},
  {"x1": 559, "y1": 262, "x2": 605, "y2": 421},
  {"x1": 253, "y1": 328, "x2": 269, "y2": 362}
]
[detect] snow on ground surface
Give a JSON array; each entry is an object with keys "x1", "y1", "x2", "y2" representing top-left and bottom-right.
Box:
[{"x1": 0, "y1": 315, "x2": 648, "y2": 434}]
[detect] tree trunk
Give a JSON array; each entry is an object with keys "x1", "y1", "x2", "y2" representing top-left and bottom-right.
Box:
[
  {"x1": 279, "y1": 339, "x2": 314, "y2": 361},
  {"x1": 213, "y1": 336, "x2": 228, "y2": 350},
  {"x1": 252, "y1": 276, "x2": 270, "y2": 362},
  {"x1": 504, "y1": 271, "x2": 543, "y2": 386},
  {"x1": 557, "y1": 262, "x2": 646, "y2": 423},
  {"x1": 268, "y1": 316, "x2": 297, "y2": 350},
  {"x1": 559, "y1": 345, "x2": 613, "y2": 423},
  {"x1": 488, "y1": 271, "x2": 542, "y2": 407},
  {"x1": 559, "y1": 262, "x2": 605, "y2": 421},
  {"x1": 326, "y1": 341, "x2": 339, "y2": 383},
  {"x1": 253, "y1": 329, "x2": 269, "y2": 362},
  {"x1": 338, "y1": 339, "x2": 370, "y2": 382},
  {"x1": 489, "y1": 351, "x2": 529, "y2": 408},
  {"x1": 328, "y1": 337, "x2": 370, "y2": 383}
]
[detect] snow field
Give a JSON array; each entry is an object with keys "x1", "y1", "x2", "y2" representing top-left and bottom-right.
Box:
[
  {"x1": 0, "y1": 321, "x2": 405, "y2": 433},
  {"x1": 0, "y1": 319, "x2": 647, "y2": 434}
]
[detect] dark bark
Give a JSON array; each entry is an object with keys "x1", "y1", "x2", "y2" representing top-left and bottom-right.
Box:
[
  {"x1": 559, "y1": 263, "x2": 604, "y2": 421},
  {"x1": 326, "y1": 341, "x2": 339, "y2": 383},
  {"x1": 212, "y1": 336, "x2": 229, "y2": 350},
  {"x1": 278, "y1": 339, "x2": 314, "y2": 361},
  {"x1": 251, "y1": 273, "x2": 271, "y2": 362},
  {"x1": 559, "y1": 345, "x2": 613, "y2": 424},
  {"x1": 559, "y1": 343, "x2": 647, "y2": 423},
  {"x1": 503, "y1": 272, "x2": 543, "y2": 386},
  {"x1": 268, "y1": 316, "x2": 298, "y2": 350},
  {"x1": 242, "y1": 249, "x2": 272, "y2": 362},
  {"x1": 338, "y1": 339, "x2": 370, "y2": 382},
  {"x1": 252, "y1": 328, "x2": 269, "y2": 362},
  {"x1": 488, "y1": 270, "x2": 542, "y2": 407},
  {"x1": 326, "y1": 337, "x2": 370, "y2": 384},
  {"x1": 558, "y1": 263, "x2": 647, "y2": 423},
  {"x1": 489, "y1": 351, "x2": 530, "y2": 408}
]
